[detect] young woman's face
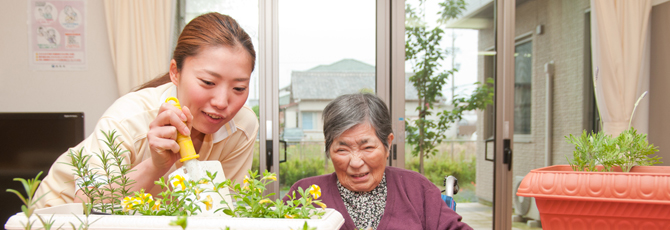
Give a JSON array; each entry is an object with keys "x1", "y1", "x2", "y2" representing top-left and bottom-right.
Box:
[
  {"x1": 170, "y1": 45, "x2": 253, "y2": 135},
  {"x1": 330, "y1": 123, "x2": 393, "y2": 192}
]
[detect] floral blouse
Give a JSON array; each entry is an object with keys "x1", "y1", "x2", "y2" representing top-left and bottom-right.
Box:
[{"x1": 337, "y1": 174, "x2": 387, "y2": 230}]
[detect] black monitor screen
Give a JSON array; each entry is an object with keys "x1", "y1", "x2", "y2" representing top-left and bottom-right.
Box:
[
  {"x1": 0, "y1": 113, "x2": 84, "y2": 171},
  {"x1": 0, "y1": 112, "x2": 84, "y2": 224}
]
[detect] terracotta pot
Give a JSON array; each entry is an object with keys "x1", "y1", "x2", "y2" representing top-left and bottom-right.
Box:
[
  {"x1": 4, "y1": 203, "x2": 344, "y2": 230},
  {"x1": 516, "y1": 165, "x2": 670, "y2": 230}
]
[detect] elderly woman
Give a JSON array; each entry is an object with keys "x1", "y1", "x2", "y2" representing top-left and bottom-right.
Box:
[{"x1": 284, "y1": 93, "x2": 471, "y2": 230}]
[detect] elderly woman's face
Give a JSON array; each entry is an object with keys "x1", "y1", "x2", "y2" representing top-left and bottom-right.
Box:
[{"x1": 330, "y1": 123, "x2": 394, "y2": 192}]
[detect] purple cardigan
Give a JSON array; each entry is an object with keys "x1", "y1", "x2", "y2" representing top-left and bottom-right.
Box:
[{"x1": 283, "y1": 167, "x2": 473, "y2": 230}]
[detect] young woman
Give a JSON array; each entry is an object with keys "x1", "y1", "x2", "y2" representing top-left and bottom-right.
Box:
[{"x1": 34, "y1": 13, "x2": 258, "y2": 208}]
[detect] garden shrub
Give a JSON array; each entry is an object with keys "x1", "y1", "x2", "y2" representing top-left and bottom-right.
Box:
[{"x1": 406, "y1": 153, "x2": 476, "y2": 188}]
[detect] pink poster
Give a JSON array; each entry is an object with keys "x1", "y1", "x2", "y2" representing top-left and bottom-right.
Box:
[{"x1": 29, "y1": 0, "x2": 86, "y2": 70}]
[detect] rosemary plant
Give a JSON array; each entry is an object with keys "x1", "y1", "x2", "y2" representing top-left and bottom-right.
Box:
[{"x1": 64, "y1": 130, "x2": 134, "y2": 214}]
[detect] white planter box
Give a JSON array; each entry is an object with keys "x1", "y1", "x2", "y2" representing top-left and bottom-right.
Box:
[{"x1": 4, "y1": 204, "x2": 344, "y2": 230}]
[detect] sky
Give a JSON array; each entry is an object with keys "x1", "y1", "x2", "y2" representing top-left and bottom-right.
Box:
[{"x1": 185, "y1": 0, "x2": 481, "y2": 103}]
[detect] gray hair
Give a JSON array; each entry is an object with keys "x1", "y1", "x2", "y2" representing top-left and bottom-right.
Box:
[{"x1": 322, "y1": 93, "x2": 393, "y2": 155}]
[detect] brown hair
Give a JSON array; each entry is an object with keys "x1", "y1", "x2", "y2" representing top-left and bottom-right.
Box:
[{"x1": 135, "y1": 12, "x2": 256, "y2": 91}]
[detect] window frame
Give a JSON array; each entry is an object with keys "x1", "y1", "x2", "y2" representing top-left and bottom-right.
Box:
[{"x1": 513, "y1": 34, "x2": 533, "y2": 142}]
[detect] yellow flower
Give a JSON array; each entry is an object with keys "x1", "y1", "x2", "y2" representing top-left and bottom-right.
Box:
[
  {"x1": 203, "y1": 195, "x2": 213, "y2": 211},
  {"x1": 258, "y1": 198, "x2": 272, "y2": 205},
  {"x1": 243, "y1": 175, "x2": 250, "y2": 185},
  {"x1": 152, "y1": 199, "x2": 161, "y2": 211},
  {"x1": 172, "y1": 175, "x2": 186, "y2": 190},
  {"x1": 198, "y1": 178, "x2": 209, "y2": 184},
  {"x1": 122, "y1": 196, "x2": 140, "y2": 212},
  {"x1": 263, "y1": 175, "x2": 277, "y2": 181},
  {"x1": 309, "y1": 184, "x2": 321, "y2": 199},
  {"x1": 314, "y1": 200, "x2": 327, "y2": 210},
  {"x1": 284, "y1": 214, "x2": 296, "y2": 219},
  {"x1": 194, "y1": 187, "x2": 203, "y2": 199},
  {"x1": 140, "y1": 193, "x2": 153, "y2": 204}
]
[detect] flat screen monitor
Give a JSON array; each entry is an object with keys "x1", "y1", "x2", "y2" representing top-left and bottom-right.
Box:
[{"x1": 0, "y1": 112, "x2": 84, "y2": 224}]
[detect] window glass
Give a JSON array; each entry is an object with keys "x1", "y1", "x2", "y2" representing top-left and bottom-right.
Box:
[
  {"x1": 301, "y1": 112, "x2": 314, "y2": 130},
  {"x1": 514, "y1": 40, "x2": 532, "y2": 135},
  {"x1": 277, "y1": 0, "x2": 376, "y2": 198},
  {"x1": 183, "y1": 0, "x2": 260, "y2": 172},
  {"x1": 404, "y1": 3, "x2": 495, "y2": 229}
]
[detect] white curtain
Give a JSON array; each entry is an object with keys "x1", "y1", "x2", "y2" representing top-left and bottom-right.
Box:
[
  {"x1": 104, "y1": 0, "x2": 174, "y2": 95},
  {"x1": 591, "y1": 0, "x2": 652, "y2": 136}
]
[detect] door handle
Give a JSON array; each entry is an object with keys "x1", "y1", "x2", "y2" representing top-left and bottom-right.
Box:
[
  {"x1": 266, "y1": 140, "x2": 273, "y2": 171},
  {"x1": 503, "y1": 139, "x2": 512, "y2": 171},
  {"x1": 484, "y1": 138, "x2": 495, "y2": 162},
  {"x1": 279, "y1": 140, "x2": 287, "y2": 164}
]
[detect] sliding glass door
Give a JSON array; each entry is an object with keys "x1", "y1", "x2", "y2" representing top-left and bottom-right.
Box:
[{"x1": 184, "y1": 1, "x2": 517, "y2": 229}]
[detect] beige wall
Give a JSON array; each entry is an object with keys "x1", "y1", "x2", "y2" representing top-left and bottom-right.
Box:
[
  {"x1": 649, "y1": 1, "x2": 670, "y2": 166},
  {"x1": 514, "y1": 0, "x2": 592, "y2": 173},
  {"x1": 0, "y1": 0, "x2": 119, "y2": 136}
]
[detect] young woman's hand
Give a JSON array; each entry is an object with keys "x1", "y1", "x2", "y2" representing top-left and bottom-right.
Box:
[{"x1": 147, "y1": 102, "x2": 194, "y2": 173}]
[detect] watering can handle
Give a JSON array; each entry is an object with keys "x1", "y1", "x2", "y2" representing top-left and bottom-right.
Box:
[{"x1": 165, "y1": 97, "x2": 200, "y2": 162}]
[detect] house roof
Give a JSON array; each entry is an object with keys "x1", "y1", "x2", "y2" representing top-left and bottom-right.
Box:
[
  {"x1": 307, "y1": 59, "x2": 375, "y2": 72},
  {"x1": 290, "y1": 59, "x2": 420, "y2": 100}
]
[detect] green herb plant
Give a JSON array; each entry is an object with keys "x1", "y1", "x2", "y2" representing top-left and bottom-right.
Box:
[
  {"x1": 168, "y1": 215, "x2": 188, "y2": 230},
  {"x1": 64, "y1": 130, "x2": 135, "y2": 214},
  {"x1": 567, "y1": 86, "x2": 662, "y2": 172},
  {"x1": 122, "y1": 175, "x2": 203, "y2": 216},
  {"x1": 6, "y1": 171, "x2": 54, "y2": 230},
  {"x1": 566, "y1": 127, "x2": 662, "y2": 172},
  {"x1": 68, "y1": 203, "x2": 99, "y2": 230},
  {"x1": 214, "y1": 170, "x2": 327, "y2": 219},
  {"x1": 10, "y1": 129, "x2": 329, "y2": 230}
]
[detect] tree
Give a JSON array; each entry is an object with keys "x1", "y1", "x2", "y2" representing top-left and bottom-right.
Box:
[{"x1": 405, "y1": 0, "x2": 494, "y2": 175}]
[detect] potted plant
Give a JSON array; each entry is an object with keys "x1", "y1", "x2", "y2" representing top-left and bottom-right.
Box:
[
  {"x1": 5, "y1": 130, "x2": 344, "y2": 230},
  {"x1": 516, "y1": 126, "x2": 670, "y2": 229}
]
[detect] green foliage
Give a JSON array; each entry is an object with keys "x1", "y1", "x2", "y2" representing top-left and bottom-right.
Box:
[
  {"x1": 437, "y1": 0, "x2": 467, "y2": 25},
  {"x1": 359, "y1": 88, "x2": 375, "y2": 94},
  {"x1": 280, "y1": 158, "x2": 334, "y2": 190},
  {"x1": 64, "y1": 147, "x2": 99, "y2": 205},
  {"x1": 291, "y1": 221, "x2": 317, "y2": 230},
  {"x1": 7, "y1": 172, "x2": 96, "y2": 230},
  {"x1": 6, "y1": 172, "x2": 48, "y2": 230},
  {"x1": 63, "y1": 130, "x2": 134, "y2": 214},
  {"x1": 68, "y1": 203, "x2": 98, "y2": 230},
  {"x1": 405, "y1": 0, "x2": 493, "y2": 174},
  {"x1": 10, "y1": 133, "x2": 329, "y2": 230},
  {"x1": 566, "y1": 127, "x2": 662, "y2": 172},
  {"x1": 95, "y1": 130, "x2": 135, "y2": 214},
  {"x1": 616, "y1": 128, "x2": 662, "y2": 171},
  {"x1": 216, "y1": 170, "x2": 326, "y2": 219},
  {"x1": 36, "y1": 214, "x2": 61, "y2": 230},
  {"x1": 406, "y1": 153, "x2": 476, "y2": 187},
  {"x1": 252, "y1": 105, "x2": 260, "y2": 120},
  {"x1": 133, "y1": 175, "x2": 201, "y2": 216},
  {"x1": 169, "y1": 215, "x2": 188, "y2": 230}
]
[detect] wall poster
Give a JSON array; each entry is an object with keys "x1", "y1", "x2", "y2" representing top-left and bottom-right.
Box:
[{"x1": 29, "y1": 0, "x2": 86, "y2": 70}]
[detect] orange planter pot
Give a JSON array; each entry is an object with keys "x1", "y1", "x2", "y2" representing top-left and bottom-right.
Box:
[{"x1": 516, "y1": 165, "x2": 670, "y2": 230}]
